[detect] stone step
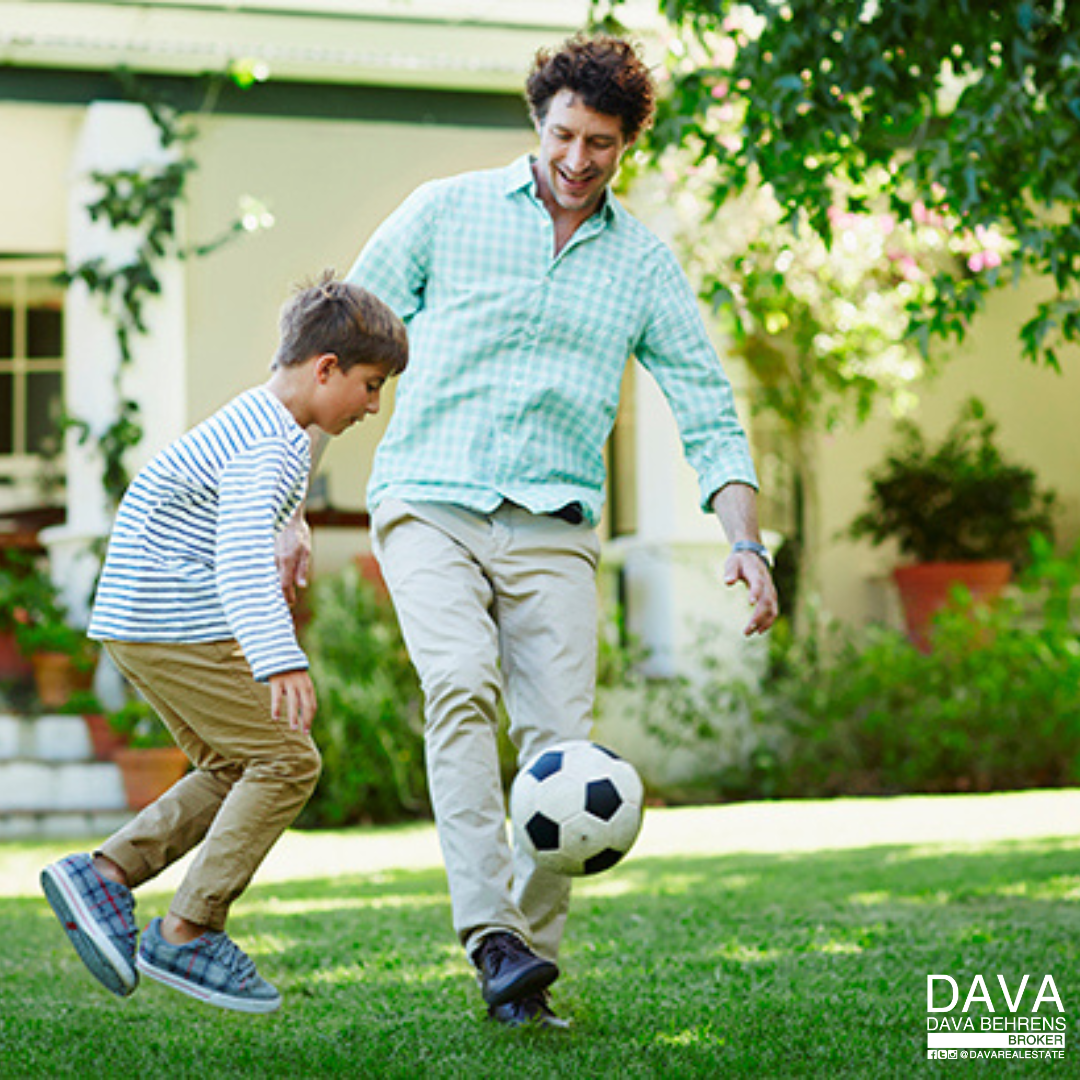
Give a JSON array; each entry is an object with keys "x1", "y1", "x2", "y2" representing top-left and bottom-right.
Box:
[
  {"x1": 0, "y1": 760, "x2": 129, "y2": 813},
  {"x1": 0, "y1": 713, "x2": 94, "y2": 762},
  {"x1": 0, "y1": 809, "x2": 133, "y2": 841},
  {"x1": 0, "y1": 712, "x2": 133, "y2": 835}
]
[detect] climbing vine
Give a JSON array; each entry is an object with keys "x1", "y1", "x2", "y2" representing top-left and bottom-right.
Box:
[{"x1": 61, "y1": 68, "x2": 273, "y2": 507}]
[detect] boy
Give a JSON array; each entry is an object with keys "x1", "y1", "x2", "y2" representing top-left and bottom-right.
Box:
[{"x1": 41, "y1": 273, "x2": 407, "y2": 1014}]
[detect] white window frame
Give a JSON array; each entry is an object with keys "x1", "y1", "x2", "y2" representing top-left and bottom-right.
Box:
[{"x1": 0, "y1": 256, "x2": 66, "y2": 500}]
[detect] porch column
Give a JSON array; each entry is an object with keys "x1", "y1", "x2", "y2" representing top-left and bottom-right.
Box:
[
  {"x1": 42, "y1": 101, "x2": 187, "y2": 624},
  {"x1": 596, "y1": 365, "x2": 775, "y2": 791},
  {"x1": 614, "y1": 366, "x2": 771, "y2": 680}
]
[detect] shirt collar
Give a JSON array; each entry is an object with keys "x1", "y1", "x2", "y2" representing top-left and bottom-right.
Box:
[{"x1": 504, "y1": 154, "x2": 618, "y2": 226}]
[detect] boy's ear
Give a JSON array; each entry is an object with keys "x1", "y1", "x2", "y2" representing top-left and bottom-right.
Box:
[{"x1": 313, "y1": 353, "x2": 340, "y2": 383}]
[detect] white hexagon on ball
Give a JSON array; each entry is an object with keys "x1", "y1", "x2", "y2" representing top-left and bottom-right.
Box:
[{"x1": 510, "y1": 740, "x2": 644, "y2": 876}]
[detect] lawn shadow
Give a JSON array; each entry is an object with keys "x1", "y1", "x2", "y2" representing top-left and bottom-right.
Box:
[{"x1": 1, "y1": 836, "x2": 1076, "y2": 1078}]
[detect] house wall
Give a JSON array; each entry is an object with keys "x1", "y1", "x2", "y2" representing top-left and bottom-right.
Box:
[
  {"x1": 0, "y1": 105, "x2": 80, "y2": 254},
  {"x1": 181, "y1": 112, "x2": 535, "y2": 571},
  {"x1": 818, "y1": 276, "x2": 1080, "y2": 628}
]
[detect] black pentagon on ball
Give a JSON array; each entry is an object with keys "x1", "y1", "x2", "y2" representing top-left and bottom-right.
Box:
[
  {"x1": 583, "y1": 848, "x2": 625, "y2": 875},
  {"x1": 596, "y1": 744, "x2": 623, "y2": 761},
  {"x1": 585, "y1": 778, "x2": 622, "y2": 822},
  {"x1": 525, "y1": 812, "x2": 560, "y2": 851},
  {"x1": 528, "y1": 750, "x2": 563, "y2": 782}
]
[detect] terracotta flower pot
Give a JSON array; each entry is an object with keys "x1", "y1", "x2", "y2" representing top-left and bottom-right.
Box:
[
  {"x1": 30, "y1": 652, "x2": 93, "y2": 709},
  {"x1": 114, "y1": 746, "x2": 189, "y2": 810},
  {"x1": 84, "y1": 713, "x2": 127, "y2": 761},
  {"x1": 893, "y1": 561, "x2": 1013, "y2": 652},
  {"x1": 0, "y1": 630, "x2": 32, "y2": 681}
]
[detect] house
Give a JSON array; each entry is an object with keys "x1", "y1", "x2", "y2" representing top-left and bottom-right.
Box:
[{"x1": 2, "y1": 0, "x2": 1077, "y2": 666}]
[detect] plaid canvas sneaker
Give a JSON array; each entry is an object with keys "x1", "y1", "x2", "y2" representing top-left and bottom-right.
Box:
[
  {"x1": 41, "y1": 853, "x2": 139, "y2": 996},
  {"x1": 136, "y1": 917, "x2": 282, "y2": 1014}
]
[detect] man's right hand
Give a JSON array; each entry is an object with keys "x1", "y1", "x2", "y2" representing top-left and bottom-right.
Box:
[{"x1": 276, "y1": 512, "x2": 312, "y2": 605}]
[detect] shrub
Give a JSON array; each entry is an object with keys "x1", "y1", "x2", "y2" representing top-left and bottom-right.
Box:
[
  {"x1": 634, "y1": 536, "x2": 1080, "y2": 799},
  {"x1": 301, "y1": 565, "x2": 428, "y2": 826},
  {"x1": 757, "y1": 536, "x2": 1080, "y2": 796},
  {"x1": 107, "y1": 697, "x2": 174, "y2": 748},
  {"x1": 848, "y1": 397, "x2": 1057, "y2": 566}
]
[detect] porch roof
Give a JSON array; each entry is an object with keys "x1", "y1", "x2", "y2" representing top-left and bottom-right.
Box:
[{"x1": 0, "y1": 0, "x2": 662, "y2": 94}]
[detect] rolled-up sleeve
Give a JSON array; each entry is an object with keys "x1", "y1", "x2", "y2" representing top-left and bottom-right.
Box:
[{"x1": 635, "y1": 248, "x2": 758, "y2": 510}]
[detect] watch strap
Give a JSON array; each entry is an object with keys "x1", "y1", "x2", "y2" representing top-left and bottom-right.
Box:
[{"x1": 732, "y1": 540, "x2": 772, "y2": 567}]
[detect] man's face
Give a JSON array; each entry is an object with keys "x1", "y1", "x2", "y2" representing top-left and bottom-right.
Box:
[{"x1": 534, "y1": 89, "x2": 628, "y2": 219}]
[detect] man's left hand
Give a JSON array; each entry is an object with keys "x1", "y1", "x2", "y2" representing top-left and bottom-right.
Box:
[{"x1": 724, "y1": 552, "x2": 780, "y2": 636}]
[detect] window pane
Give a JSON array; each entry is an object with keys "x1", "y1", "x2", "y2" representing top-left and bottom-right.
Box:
[
  {"x1": 0, "y1": 307, "x2": 11, "y2": 360},
  {"x1": 26, "y1": 371, "x2": 63, "y2": 454},
  {"x1": 27, "y1": 307, "x2": 63, "y2": 359},
  {"x1": 27, "y1": 276, "x2": 64, "y2": 360},
  {"x1": 0, "y1": 372, "x2": 12, "y2": 454}
]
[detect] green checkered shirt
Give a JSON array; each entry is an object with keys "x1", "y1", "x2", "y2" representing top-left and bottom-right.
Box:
[{"x1": 348, "y1": 155, "x2": 757, "y2": 524}]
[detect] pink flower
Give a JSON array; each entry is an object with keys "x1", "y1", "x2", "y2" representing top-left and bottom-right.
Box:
[{"x1": 899, "y1": 256, "x2": 920, "y2": 281}]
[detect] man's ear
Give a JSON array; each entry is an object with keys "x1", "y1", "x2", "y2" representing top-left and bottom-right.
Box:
[{"x1": 313, "y1": 353, "x2": 340, "y2": 383}]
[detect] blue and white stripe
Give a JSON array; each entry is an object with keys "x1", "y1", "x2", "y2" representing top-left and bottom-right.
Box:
[{"x1": 89, "y1": 387, "x2": 310, "y2": 683}]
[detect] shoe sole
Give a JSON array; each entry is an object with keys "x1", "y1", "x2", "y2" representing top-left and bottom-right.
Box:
[
  {"x1": 41, "y1": 862, "x2": 137, "y2": 997},
  {"x1": 136, "y1": 954, "x2": 282, "y2": 1014},
  {"x1": 488, "y1": 1005, "x2": 572, "y2": 1029},
  {"x1": 483, "y1": 958, "x2": 559, "y2": 1008}
]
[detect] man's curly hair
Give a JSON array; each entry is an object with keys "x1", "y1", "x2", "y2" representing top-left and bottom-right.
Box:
[{"x1": 525, "y1": 34, "x2": 656, "y2": 143}]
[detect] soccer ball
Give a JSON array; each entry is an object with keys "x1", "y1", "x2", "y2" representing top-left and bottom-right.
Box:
[{"x1": 510, "y1": 740, "x2": 644, "y2": 876}]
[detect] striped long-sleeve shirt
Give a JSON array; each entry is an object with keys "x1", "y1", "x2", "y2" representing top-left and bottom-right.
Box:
[{"x1": 88, "y1": 387, "x2": 311, "y2": 683}]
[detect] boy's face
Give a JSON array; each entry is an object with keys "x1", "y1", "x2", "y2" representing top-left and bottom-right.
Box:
[
  {"x1": 534, "y1": 89, "x2": 628, "y2": 219},
  {"x1": 313, "y1": 359, "x2": 387, "y2": 435}
]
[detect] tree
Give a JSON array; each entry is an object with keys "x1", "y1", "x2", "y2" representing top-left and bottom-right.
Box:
[
  {"x1": 646, "y1": 0, "x2": 1080, "y2": 369},
  {"x1": 593, "y1": 0, "x2": 1077, "y2": 618},
  {"x1": 635, "y1": 80, "x2": 998, "y2": 611}
]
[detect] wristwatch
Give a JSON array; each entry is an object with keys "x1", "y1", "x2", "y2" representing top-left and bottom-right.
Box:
[{"x1": 732, "y1": 540, "x2": 772, "y2": 568}]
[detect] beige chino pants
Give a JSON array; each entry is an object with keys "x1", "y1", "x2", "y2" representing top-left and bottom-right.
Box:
[
  {"x1": 372, "y1": 499, "x2": 600, "y2": 962},
  {"x1": 100, "y1": 640, "x2": 321, "y2": 931}
]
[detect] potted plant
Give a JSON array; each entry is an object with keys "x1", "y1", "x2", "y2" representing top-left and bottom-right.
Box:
[
  {"x1": 849, "y1": 397, "x2": 1057, "y2": 650},
  {"x1": 7, "y1": 558, "x2": 99, "y2": 708},
  {"x1": 58, "y1": 689, "x2": 126, "y2": 761},
  {"x1": 0, "y1": 552, "x2": 41, "y2": 682},
  {"x1": 107, "y1": 698, "x2": 189, "y2": 810}
]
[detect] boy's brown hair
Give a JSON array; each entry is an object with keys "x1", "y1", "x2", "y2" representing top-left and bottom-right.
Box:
[
  {"x1": 274, "y1": 271, "x2": 408, "y2": 374},
  {"x1": 526, "y1": 34, "x2": 656, "y2": 144}
]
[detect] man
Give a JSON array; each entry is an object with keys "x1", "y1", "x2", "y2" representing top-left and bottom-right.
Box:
[{"x1": 282, "y1": 34, "x2": 778, "y2": 1027}]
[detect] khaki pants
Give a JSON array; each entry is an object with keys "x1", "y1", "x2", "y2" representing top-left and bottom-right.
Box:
[
  {"x1": 100, "y1": 640, "x2": 321, "y2": 931},
  {"x1": 372, "y1": 499, "x2": 600, "y2": 962}
]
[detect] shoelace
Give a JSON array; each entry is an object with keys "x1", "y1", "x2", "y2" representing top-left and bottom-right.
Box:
[
  {"x1": 480, "y1": 934, "x2": 525, "y2": 976},
  {"x1": 95, "y1": 878, "x2": 137, "y2": 952},
  {"x1": 202, "y1": 933, "x2": 259, "y2": 983}
]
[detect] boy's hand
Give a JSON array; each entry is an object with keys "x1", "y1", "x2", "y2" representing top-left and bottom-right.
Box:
[{"x1": 270, "y1": 669, "x2": 317, "y2": 734}]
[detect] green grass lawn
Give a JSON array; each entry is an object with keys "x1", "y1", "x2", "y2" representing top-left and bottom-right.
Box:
[{"x1": 1, "y1": 794, "x2": 1077, "y2": 1079}]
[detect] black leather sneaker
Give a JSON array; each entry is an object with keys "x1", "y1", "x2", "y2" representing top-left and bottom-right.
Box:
[
  {"x1": 473, "y1": 932, "x2": 559, "y2": 1007},
  {"x1": 488, "y1": 992, "x2": 571, "y2": 1029}
]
